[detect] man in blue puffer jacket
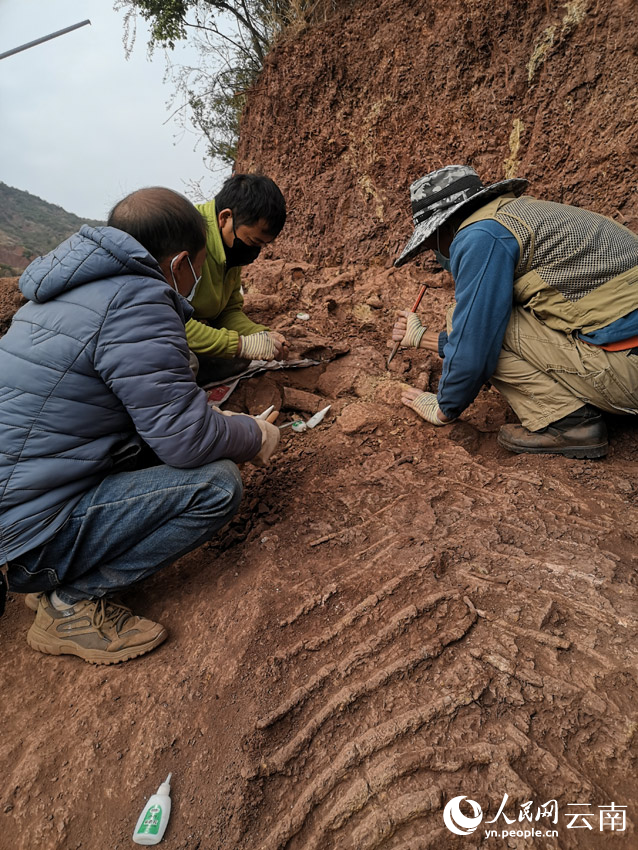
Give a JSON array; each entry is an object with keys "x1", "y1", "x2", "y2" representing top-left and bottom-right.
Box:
[{"x1": 0, "y1": 187, "x2": 279, "y2": 664}]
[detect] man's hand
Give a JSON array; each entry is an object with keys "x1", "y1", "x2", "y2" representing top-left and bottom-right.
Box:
[
  {"x1": 391, "y1": 310, "x2": 427, "y2": 348},
  {"x1": 239, "y1": 330, "x2": 288, "y2": 361},
  {"x1": 248, "y1": 418, "x2": 280, "y2": 466},
  {"x1": 269, "y1": 331, "x2": 289, "y2": 360},
  {"x1": 209, "y1": 406, "x2": 279, "y2": 464},
  {"x1": 401, "y1": 386, "x2": 451, "y2": 426},
  {"x1": 210, "y1": 406, "x2": 245, "y2": 418}
]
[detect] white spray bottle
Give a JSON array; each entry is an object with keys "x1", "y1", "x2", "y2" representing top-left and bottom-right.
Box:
[{"x1": 132, "y1": 773, "x2": 172, "y2": 845}]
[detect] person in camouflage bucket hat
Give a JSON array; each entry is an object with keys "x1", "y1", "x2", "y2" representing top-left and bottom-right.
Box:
[
  {"x1": 394, "y1": 165, "x2": 527, "y2": 268},
  {"x1": 390, "y1": 164, "x2": 638, "y2": 458}
]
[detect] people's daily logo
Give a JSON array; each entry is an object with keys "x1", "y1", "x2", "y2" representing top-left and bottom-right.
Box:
[
  {"x1": 442, "y1": 793, "x2": 626, "y2": 840},
  {"x1": 443, "y1": 796, "x2": 483, "y2": 835}
]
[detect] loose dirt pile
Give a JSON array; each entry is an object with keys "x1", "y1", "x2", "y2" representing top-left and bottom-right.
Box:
[{"x1": 1, "y1": 0, "x2": 638, "y2": 847}]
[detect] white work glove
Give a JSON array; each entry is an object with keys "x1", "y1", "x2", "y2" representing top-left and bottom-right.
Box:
[
  {"x1": 269, "y1": 331, "x2": 288, "y2": 359},
  {"x1": 403, "y1": 391, "x2": 447, "y2": 426},
  {"x1": 248, "y1": 418, "x2": 280, "y2": 467},
  {"x1": 392, "y1": 310, "x2": 427, "y2": 348},
  {"x1": 210, "y1": 406, "x2": 244, "y2": 418},
  {"x1": 239, "y1": 331, "x2": 284, "y2": 361}
]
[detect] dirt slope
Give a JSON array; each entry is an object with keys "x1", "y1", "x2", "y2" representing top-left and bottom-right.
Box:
[
  {"x1": 1, "y1": 260, "x2": 637, "y2": 849},
  {"x1": 239, "y1": 0, "x2": 638, "y2": 266},
  {"x1": 1, "y1": 0, "x2": 637, "y2": 848}
]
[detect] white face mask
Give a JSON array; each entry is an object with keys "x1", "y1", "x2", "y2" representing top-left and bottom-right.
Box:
[{"x1": 170, "y1": 255, "x2": 202, "y2": 302}]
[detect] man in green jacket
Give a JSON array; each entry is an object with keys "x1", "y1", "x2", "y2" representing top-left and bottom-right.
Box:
[{"x1": 189, "y1": 173, "x2": 288, "y2": 384}]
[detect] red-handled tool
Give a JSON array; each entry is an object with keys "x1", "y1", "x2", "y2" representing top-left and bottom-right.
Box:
[{"x1": 386, "y1": 284, "x2": 428, "y2": 367}]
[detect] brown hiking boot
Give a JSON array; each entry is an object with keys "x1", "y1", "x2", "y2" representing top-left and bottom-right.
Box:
[
  {"x1": 25, "y1": 592, "x2": 43, "y2": 611},
  {"x1": 27, "y1": 596, "x2": 167, "y2": 664},
  {"x1": 498, "y1": 407, "x2": 608, "y2": 459}
]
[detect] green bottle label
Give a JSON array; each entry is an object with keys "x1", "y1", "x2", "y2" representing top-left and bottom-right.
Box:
[{"x1": 138, "y1": 803, "x2": 162, "y2": 835}]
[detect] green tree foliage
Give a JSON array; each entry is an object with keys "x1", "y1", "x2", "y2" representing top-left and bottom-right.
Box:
[{"x1": 116, "y1": 0, "x2": 336, "y2": 166}]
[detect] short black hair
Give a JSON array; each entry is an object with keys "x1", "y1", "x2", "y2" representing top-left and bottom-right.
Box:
[
  {"x1": 215, "y1": 174, "x2": 286, "y2": 236},
  {"x1": 107, "y1": 187, "x2": 207, "y2": 263}
]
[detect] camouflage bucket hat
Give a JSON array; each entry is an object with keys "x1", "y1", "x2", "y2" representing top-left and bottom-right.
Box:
[{"x1": 394, "y1": 165, "x2": 528, "y2": 267}]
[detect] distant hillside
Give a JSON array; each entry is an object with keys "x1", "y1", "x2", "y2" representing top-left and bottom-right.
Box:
[{"x1": 0, "y1": 183, "x2": 103, "y2": 276}]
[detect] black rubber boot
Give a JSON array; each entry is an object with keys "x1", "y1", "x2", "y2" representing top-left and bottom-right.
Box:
[{"x1": 497, "y1": 405, "x2": 608, "y2": 459}]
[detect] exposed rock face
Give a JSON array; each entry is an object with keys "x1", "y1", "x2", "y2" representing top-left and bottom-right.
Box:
[{"x1": 237, "y1": 0, "x2": 638, "y2": 267}]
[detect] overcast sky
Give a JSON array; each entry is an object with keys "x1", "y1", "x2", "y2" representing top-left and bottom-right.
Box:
[{"x1": 1, "y1": 1, "x2": 229, "y2": 220}]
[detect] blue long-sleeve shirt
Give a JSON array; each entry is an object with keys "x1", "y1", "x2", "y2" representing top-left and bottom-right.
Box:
[{"x1": 436, "y1": 220, "x2": 638, "y2": 419}]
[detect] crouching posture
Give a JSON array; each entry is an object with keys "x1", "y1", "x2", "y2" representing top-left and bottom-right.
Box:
[
  {"x1": 0, "y1": 188, "x2": 279, "y2": 663},
  {"x1": 188, "y1": 173, "x2": 289, "y2": 384},
  {"x1": 392, "y1": 165, "x2": 638, "y2": 458}
]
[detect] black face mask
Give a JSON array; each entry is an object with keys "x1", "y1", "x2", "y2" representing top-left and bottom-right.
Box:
[{"x1": 223, "y1": 215, "x2": 262, "y2": 268}]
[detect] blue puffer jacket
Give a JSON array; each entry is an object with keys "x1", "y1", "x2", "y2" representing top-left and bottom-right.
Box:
[{"x1": 0, "y1": 225, "x2": 261, "y2": 562}]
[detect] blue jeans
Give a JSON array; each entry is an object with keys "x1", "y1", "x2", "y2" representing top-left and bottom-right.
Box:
[{"x1": 8, "y1": 460, "x2": 243, "y2": 604}]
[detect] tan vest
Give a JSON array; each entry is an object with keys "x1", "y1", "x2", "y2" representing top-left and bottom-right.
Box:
[{"x1": 458, "y1": 194, "x2": 638, "y2": 334}]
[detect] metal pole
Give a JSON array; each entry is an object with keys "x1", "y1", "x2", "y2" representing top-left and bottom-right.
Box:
[{"x1": 0, "y1": 20, "x2": 91, "y2": 61}]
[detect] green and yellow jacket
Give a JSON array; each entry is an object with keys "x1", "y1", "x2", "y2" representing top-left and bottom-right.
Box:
[{"x1": 186, "y1": 200, "x2": 267, "y2": 357}]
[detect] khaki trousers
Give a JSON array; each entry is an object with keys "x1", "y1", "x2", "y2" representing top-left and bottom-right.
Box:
[{"x1": 488, "y1": 306, "x2": 638, "y2": 430}]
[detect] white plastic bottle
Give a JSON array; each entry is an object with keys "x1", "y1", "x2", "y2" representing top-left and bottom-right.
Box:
[{"x1": 132, "y1": 773, "x2": 172, "y2": 845}]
